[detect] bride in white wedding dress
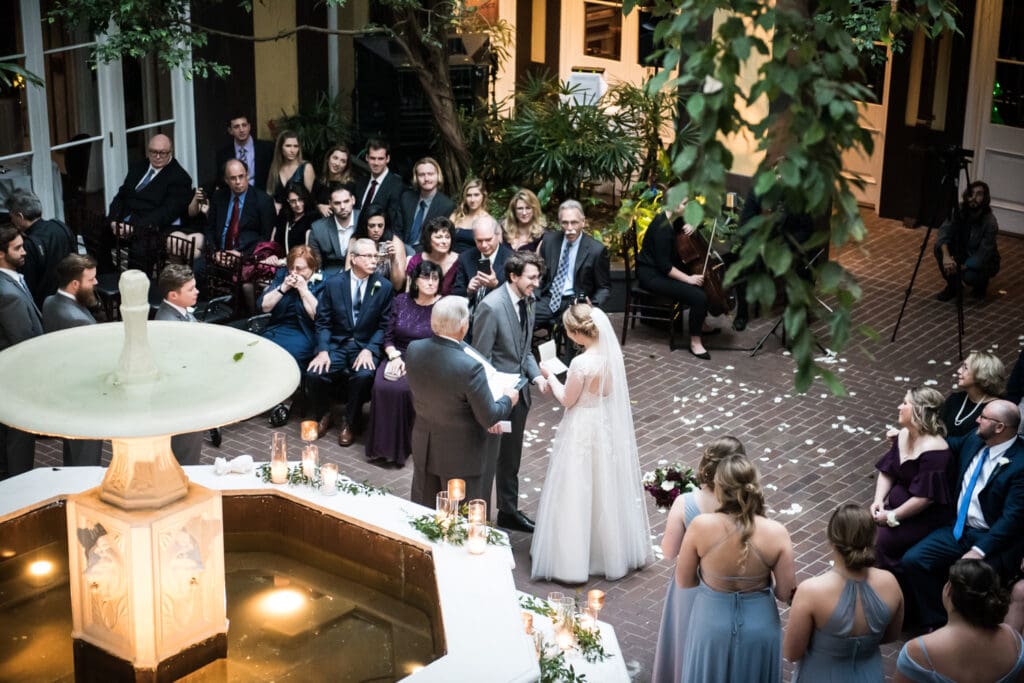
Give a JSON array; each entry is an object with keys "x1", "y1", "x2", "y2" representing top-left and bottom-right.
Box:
[{"x1": 530, "y1": 303, "x2": 652, "y2": 583}]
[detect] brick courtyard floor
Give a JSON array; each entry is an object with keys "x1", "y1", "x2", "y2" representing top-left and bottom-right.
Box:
[{"x1": 30, "y1": 212, "x2": 1024, "y2": 681}]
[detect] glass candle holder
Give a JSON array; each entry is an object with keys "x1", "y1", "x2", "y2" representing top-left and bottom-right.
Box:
[
  {"x1": 300, "y1": 420, "x2": 318, "y2": 443},
  {"x1": 447, "y1": 478, "x2": 465, "y2": 508},
  {"x1": 558, "y1": 596, "x2": 576, "y2": 627},
  {"x1": 270, "y1": 432, "x2": 288, "y2": 484},
  {"x1": 435, "y1": 491, "x2": 452, "y2": 522},
  {"x1": 555, "y1": 624, "x2": 575, "y2": 652},
  {"x1": 546, "y1": 591, "x2": 564, "y2": 612},
  {"x1": 587, "y1": 589, "x2": 605, "y2": 617},
  {"x1": 301, "y1": 444, "x2": 318, "y2": 482},
  {"x1": 580, "y1": 608, "x2": 598, "y2": 633},
  {"x1": 320, "y1": 462, "x2": 338, "y2": 495},
  {"x1": 467, "y1": 523, "x2": 487, "y2": 554},
  {"x1": 467, "y1": 499, "x2": 487, "y2": 525},
  {"x1": 521, "y1": 611, "x2": 534, "y2": 635}
]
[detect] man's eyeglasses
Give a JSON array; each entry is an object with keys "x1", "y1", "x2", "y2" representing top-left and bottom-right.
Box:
[
  {"x1": 147, "y1": 149, "x2": 172, "y2": 158},
  {"x1": 978, "y1": 415, "x2": 1004, "y2": 427},
  {"x1": 353, "y1": 253, "x2": 378, "y2": 259}
]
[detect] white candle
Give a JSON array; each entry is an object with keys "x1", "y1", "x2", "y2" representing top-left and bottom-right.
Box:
[
  {"x1": 467, "y1": 499, "x2": 487, "y2": 524},
  {"x1": 270, "y1": 460, "x2": 288, "y2": 484},
  {"x1": 300, "y1": 420, "x2": 318, "y2": 442},
  {"x1": 467, "y1": 523, "x2": 486, "y2": 554},
  {"x1": 301, "y1": 444, "x2": 318, "y2": 481},
  {"x1": 320, "y1": 462, "x2": 338, "y2": 495}
]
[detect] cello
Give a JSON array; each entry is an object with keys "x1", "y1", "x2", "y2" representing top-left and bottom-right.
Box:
[{"x1": 673, "y1": 216, "x2": 733, "y2": 317}]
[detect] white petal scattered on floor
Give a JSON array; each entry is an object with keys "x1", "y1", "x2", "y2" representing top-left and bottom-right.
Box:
[
  {"x1": 725, "y1": 411, "x2": 734, "y2": 417},
  {"x1": 520, "y1": 493, "x2": 528, "y2": 499},
  {"x1": 760, "y1": 457, "x2": 770, "y2": 461},
  {"x1": 831, "y1": 423, "x2": 839, "y2": 429},
  {"x1": 765, "y1": 483, "x2": 778, "y2": 490},
  {"x1": 778, "y1": 503, "x2": 804, "y2": 515},
  {"x1": 534, "y1": 487, "x2": 542, "y2": 492},
  {"x1": 837, "y1": 416, "x2": 847, "y2": 421},
  {"x1": 789, "y1": 459, "x2": 799, "y2": 463},
  {"x1": 774, "y1": 397, "x2": 783, "y2": 403},
  {"x1": 657, "y1": 459, "x2": 668, "y2": 465},
  {"x1": 820, "y1": 461, "x2": 835, "y2": 468},
  {"x1": 764, "y1": 448, "x2": 772, "y2": 454},
  {"x1": 928, "y1": 359, "x2": 936, "y2": 364},
  {"x1": 524, "y1": 477, "x2": 531, "y2": 482},
  {"x1": 673, "y1": 409, "x2": 680, "y2": 414},
  {"x1": 816, "y1": 448, "x2": 827, "y2": 453},
  {"x1": 805, "y1": 439, "x2": 814, "y2": 445}
]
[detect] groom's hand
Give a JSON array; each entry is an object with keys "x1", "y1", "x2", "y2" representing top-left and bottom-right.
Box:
[{"x1": 534, "y1": 377, "x2": 549, "y2": 395}]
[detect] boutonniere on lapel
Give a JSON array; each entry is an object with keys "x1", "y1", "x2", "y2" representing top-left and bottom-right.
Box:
[
  {"x1": 311, "y1": 272, "x2": 323, "y2": 283},
  {"x1": 370, "y1": 280, "x2": 381, "y2": 297},
  {"x1": 997, "y1": 457, "x2": 1011, "y2": 467}
]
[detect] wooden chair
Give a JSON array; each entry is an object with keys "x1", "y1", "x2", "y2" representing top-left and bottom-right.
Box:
[
  {"x1": 620, "y1": 223, "x2": 682, "y2": 350},
  {"x1": 204, "y1": 250, "x2": 244, "y2": 319},
  {"x1": 94, "y1": 223, "x2": 162, "y2": 321}
]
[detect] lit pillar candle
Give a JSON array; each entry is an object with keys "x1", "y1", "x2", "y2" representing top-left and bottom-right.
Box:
[
  {"x1": 270, "y1": 433, "x2": 288, "y2": 484},
  {"x1": 435, "y1": 491, "x2": 451, "y2": 522},
  {"x1": 301, "y1": 444, "x2": 318, "y2": 481},
  {"x1": 467, "y1": 523, "x2": 487, "y2": 554},
  {"x1": 555, "y1": 625, "x2": 574, "y2": 651},
  {"x1": 447, "y1": 478, "x2": 465, "y2": 508},
  {"x1": 300, "y1": 420, "x2": 318, "y2": 442},
  {"x1": 467, "y1": 499, "x2": 487, "y2": 524},
  {"x1": 521, "y1": 611, "x2": 534, "y2": 635},
  {"x1": 579, "y1": 608, "x2": 597, "y2": 633},
  {"x1": 320, "y1": 462, "x2": 338, "y2": 495},
  {"x1": 587, "y1": 589, "x2": 605, "y2": 614}
]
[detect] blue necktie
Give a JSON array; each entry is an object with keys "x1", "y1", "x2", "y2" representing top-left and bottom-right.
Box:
[
  {"x1": 549, "y1": 242, "x2": 572, "y2": 312},
  {"x1": 410, "y1": 200, "x2": 427, "y2": 244},
  {"x1": 954, "y1": 447, "x2": 990, "y2": 540},
  {"x1": 135, "y1": 167, "x2": 155, "y2": 191},
  {"x1": 353, "y1": 280, "x2": 363, "y2": 324}
]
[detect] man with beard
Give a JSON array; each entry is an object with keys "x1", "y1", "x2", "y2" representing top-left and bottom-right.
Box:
[
  {"x1": 0, "y1": 225, "x2": 43, "y2": 477},
  {"x1": 41, "y1": 254, "x2": 103, "y2": 465},
  {"x1": 934, "y1": 181, "x2": 1001, "y2": 300}
]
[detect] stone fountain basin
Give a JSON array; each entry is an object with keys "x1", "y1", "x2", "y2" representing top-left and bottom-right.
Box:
[{"x1": 0, "y1": 467, "x2": 540, "y2": 682}]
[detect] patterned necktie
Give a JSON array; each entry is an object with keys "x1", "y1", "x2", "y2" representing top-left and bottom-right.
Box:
[
  {"x1": 366, "y1": 179, "x2": 379, "y2": 206},
  {"x1": 518, "y1": 298, "x2": 529, "y2": 337},
  {"x1": 135, "y1": 167, "x2": 156, "y2": 191},
  {"x1": 353, "y1": 280, "x2": 364, "y2": 323},
  {"x1": 954, "y1": 447, "x2": 991, "y2": 540},
  {"x1": 549, "y1": 241, "x2": 572, "y2": 312},
  {"x1": 225, "y1": 197, "x2": 241, "y2": 249},
  {"x1": 17, "y1": 273, "x2": 29, "y2": 293},
  {"x1": 410, "y1": 200, "x2": 427, "y2": 244},
  {"x1": 237, "y1": 146, "x2": 247, "y2": 166}
]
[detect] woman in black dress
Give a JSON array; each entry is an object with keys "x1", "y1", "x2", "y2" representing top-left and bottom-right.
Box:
[{"x1": 940, "y1": 351, "x2": 1006, "y2": 438}]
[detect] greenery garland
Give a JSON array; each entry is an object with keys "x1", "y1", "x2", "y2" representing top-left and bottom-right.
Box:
[
  {"x1": 407, "y1": 511, "x2": 509, "y2": 547},
  {"x1": 256, "y1": 463, "x2": 389, "y2": 496},
  {"x1": 518, "y1": 595, "x2": 611, "y2": 666}
]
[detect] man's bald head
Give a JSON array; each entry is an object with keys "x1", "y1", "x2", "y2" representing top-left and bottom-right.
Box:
[
  {"x1": 471, "y1": 214, "x2": 500, "y2": 257},
  {"x1": 147, "y1": 134, "x2": 174, "y2": 170},
  {"x1": 978, "y1": 399, "x2": 1022, "y2": 445},
  {"x1": 224, "y1": 159, "x2": 250, "y2": 196}
]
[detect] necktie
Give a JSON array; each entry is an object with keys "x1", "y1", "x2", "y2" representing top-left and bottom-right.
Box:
[
  {"x1": 366, "y1": 179, "x2": 379, "y2": 206},
  {"x1": 518, "y1": 298, "x2": 529, "y2": 337},
  {"x1": 135, "y1": 167, "x2": 155, "y2": 191},
  {"x1": 237, "y1": 146, "x2": 247, "y2": 166},
  {"x1": 549, "y1": 242, "x2": 572, "y2": 312},
  {"x1": 17, "y1": 274, "x2": 29, "y2": 293},
  {"x1": 353, "y1": 280, "x2": 364, "y2": 323},
  {"x1": 225, "y1": 197, "x2": 241, "y2": 249},
  {"x1": 954, "y1": 447, "x2": 991, "y2": 540},
  {"x1": 410, "y1": 200, "x2": 427, "y2": 244}
]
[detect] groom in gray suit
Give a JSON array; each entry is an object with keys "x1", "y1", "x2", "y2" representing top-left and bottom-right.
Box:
[
  {"x1": 472, "y1": 252, "x2": 548, "y2": 531},
  {"x1": 406, "y1": 296, "x2": 518, "y2": 507},
  {"x1": 41, "y1": 254, "x2": 103, "y2": 466}
]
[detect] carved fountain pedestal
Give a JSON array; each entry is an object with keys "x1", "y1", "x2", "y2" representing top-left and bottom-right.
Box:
[{"x1": 0, "y1": 271, "x2": 299, "y2": 681}]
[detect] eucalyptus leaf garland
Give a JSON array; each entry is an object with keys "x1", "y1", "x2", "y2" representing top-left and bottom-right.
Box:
[{"x1": 256, "y1": 463, "x2": 389, "y2": 496}]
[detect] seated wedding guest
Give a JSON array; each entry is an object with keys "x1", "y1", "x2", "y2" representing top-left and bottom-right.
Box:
[
  {"x1": 308, "y1": 184, "x2": 358, "y2": 276},
  {"x1": 306, "y1": 238, "x2": 394, "y2": 446},
  {"x1": 200, "y1": 159, "x2": 276, "y2": 259},
  {"x1": 676, "y1": 454, "x2": 796, "y2": 683},
  {"x1": 345, "y1": 204, "x2": 407, "y2": 292},
  {"x1": 405, "y1": 217, "x2": 459, "y2": 295},
  {"x1": 398, "y1": 157, "x2": 454, "y2": 248},
  {"x1": 450, "y1": 177, "x2": 490, "y2": 253},
  {"x1": 871, "y1": 387, "x2": 952, "y2": 592},
  {"x1": 897, "y1": 559, "x2": 1024, "y2": 682},
  {"x1": 636, "y1": 207, "x2": 717, "y2": 360},
  {"x1": 653, "y1": 436, "x2": 746, "y2": 683},
  {"x1": 269, "y1": 182, "x2": 314, "y2": 260},
  {"x1": 451, "y1": 215, "x2": 511, "y2": 311},
  {"x1": 266, "y1": 130, "x2": 315, "y2": 212},
  {"x1": 785, "y1": 503, "x2": 904, "y2": 682},
  {"x1": 364, "y1": 260, "x2": 442, "y2": 467},
  {"x1": 501, "y1": 188, "x2": 547, "y2": 252},
  {"x1": 941, "y1": 351, "x2": 1007, "y2": 438},
  {"x1": 259, "y1": 245, "x2": 325, "y2": 427},
  {"x1": 1007, "y1": 350, "x2": 1024, "y2": 437},
  {"x1": 315, "y1": 144, "x2": 358, "y2": 216},
  {"x1": 903, "y1": 399, "x2": 1024, "y2": 631}
]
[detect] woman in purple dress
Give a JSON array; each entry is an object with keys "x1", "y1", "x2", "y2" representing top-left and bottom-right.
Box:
[
  {"x1": 870, "y1": 387, "x2": 952, "y2": 581},
  {"x1": 364, "y1": 259, "x2": 443, "y2": 466}
]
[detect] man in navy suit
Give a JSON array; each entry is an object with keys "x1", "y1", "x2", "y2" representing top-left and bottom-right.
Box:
[
  {"x1": 203, "y1": 159, "x2": 275, "y2": 258},
  {"x1": 353, "y1": 139, "x2": 404, "y2": 226},
  {"x1": 0, "y1": 226, "x2": 43, "y2": 478},
  {"x1": 214, "y1": 113, "x2": 274, "y2": 191},
  {"x1": 452, "y1": 215, "x2": 512, "y2": 312},
  {"x1": 397, "y1": 157, "x2": 455, "y2": 248},
  {"x1": 903, "y1": 399, "x2": 1024, "y2": 628},
  {"x1": 306, "y1": 238, "x2": 394, "y2": 446}
]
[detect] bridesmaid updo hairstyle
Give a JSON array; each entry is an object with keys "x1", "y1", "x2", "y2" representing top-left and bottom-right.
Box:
[
  {"x1": 697, "y1": 436, "x2": 746, "y2": 490},
  {"x1": 947, "y1": 559, "x2": 1010, "y2": 629},
  {"x1": 563, "y1": 303, "x2": 598, "y2": 339},
  {"x1": 714, "y1": 454, "x2": 765, "y2": 566},
  {"x1": 827, "y1": 503, "x2": 876, "y2": 571},
  {"x1": 907, "y1": 386, "x2": 947, "y2": 437}
]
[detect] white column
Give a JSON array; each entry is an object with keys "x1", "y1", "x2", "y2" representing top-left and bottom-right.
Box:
[
  {"x1": 96, "y1": 24, "x2": 127, "y2": 211},
  {"x1": 20, "y1": 0, "x2": 55, "y2": 219},
  {"x1": 171, "y1": 7, "x2": 198, "y2": 180},
  {"x1": 327, "y1": 5, "x2": 339, "y2": 99}
]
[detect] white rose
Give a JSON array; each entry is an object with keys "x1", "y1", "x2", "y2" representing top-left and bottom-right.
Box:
[{"x1": 660, "y1": 481, "x2": 676, "y2": 492}]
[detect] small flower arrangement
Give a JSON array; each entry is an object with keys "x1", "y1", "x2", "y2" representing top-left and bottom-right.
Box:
[
  {"x1": 408, "y1": 508, "x2": 509, "y2": 547},
  {"x1": 642, "y1": 460, "x2": 699, "y2": 509}
]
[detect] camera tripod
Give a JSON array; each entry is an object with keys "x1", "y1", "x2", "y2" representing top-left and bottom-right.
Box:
[{"x1": 890, "y1": 147, "x2": 972, "y2": 360}]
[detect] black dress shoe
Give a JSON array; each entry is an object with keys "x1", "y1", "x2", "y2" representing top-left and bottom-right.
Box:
[
  {"x1": 268, "y1": 403, "x2": 290, "y2": 427},
  {"x1": 497, "y1": 510, "x2": 535, "y2": 533},
  {"x1": 209, "y1": 428, "x2": 222, "y2": 448},
  {"x1": 732, "y1": 316, "x2": 748, "y2": 332}
]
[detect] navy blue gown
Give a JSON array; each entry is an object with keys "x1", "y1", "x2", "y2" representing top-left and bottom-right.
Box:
[{"x1": 258, "y1": 268, "x2": 324, "y2": 368}]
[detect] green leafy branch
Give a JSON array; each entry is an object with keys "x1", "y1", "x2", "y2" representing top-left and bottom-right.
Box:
[
  {"x1": 256, "y1": 463, "x2": 389, "y2": 496},
  {"x1": 407, "y1": 513, "x2": 509, "y2": 547}
]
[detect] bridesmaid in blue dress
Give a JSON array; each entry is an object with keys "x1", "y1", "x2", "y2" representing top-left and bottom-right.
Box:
[
  {"x1": 784, "y1": 504, "x2": 904, "y2": 682},
  {"x1": 897, "y1": 559, "x2": 1024, "y2": 683},
  {"x1": 258, "y1": 245, "x2": 324, "y2": 425},
  {"x1": 652, "y1": 436, "x2": 746, "y2": 683},
  {"x1": 364, "y1": 259, "x2": 442, "y2": 466},
  {"x1": 676, "y1": 455, "x2": 796, "y2": 683}
]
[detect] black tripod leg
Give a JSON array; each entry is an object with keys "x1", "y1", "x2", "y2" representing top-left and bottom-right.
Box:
[
  {"x1": 891, "y1": 224, "x2": 935, "y2": 343},
  {"x1": 750, "y1": 315, "x2": 785, "y2": 357}
]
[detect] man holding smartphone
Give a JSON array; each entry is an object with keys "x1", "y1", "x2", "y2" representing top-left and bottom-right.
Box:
[{"x1": 452, "y1": 215, "x2": 512, "y2": 307}]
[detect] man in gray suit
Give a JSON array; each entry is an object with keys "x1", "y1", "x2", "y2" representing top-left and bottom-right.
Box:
[
  {"x1": 41, "y1": 254, "x2": 103, "y2": 466},
  {"x1": 472, "y1": 252, "x2": 548, "y2": 531},
  {"x1": 406, "y1": 296, "x2": 518, "y2": 508},
  {"x1": 308, "y1": 185, "x2": 358, "y2": 275},
  {"x1": 153, "y1": 264, "x2": 205, "y2": 464},
  {"x1": 0, "y1": 226, "x2": 43, "y2": 478}
]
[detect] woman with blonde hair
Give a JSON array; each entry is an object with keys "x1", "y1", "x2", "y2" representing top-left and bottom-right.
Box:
[
  {"x1": 501, "y1": 188, "x2": 547, "y2": 252},
  {"x1": 266, "y1": 130, "x2": 315, "y2": 212},
  {"x1": 531, "y1": 303, "x2": 652, "y2": 583},
  {"x1": 652, "y1": 436, "x2": 746, "y2": 682},
  {"x1": 785, "y1": 503, "x2": 904, "y2": 682},
  {"x1": 450, "y1": 177, "x2": 490, "y2": 253},
  {"x1": 871, "y1": 387, "x2": 952, "y2": 581},
  {"x1": 940, "y1": 350, "x2": 1007, "y2": 438},
  {"x1": 676, "y1": 454, "x2": 796, "y2": 682}
]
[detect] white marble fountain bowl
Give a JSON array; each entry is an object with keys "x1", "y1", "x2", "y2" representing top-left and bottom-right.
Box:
[{"x1": 0, "y1": 321, "x2": 299, "y2": 439}]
